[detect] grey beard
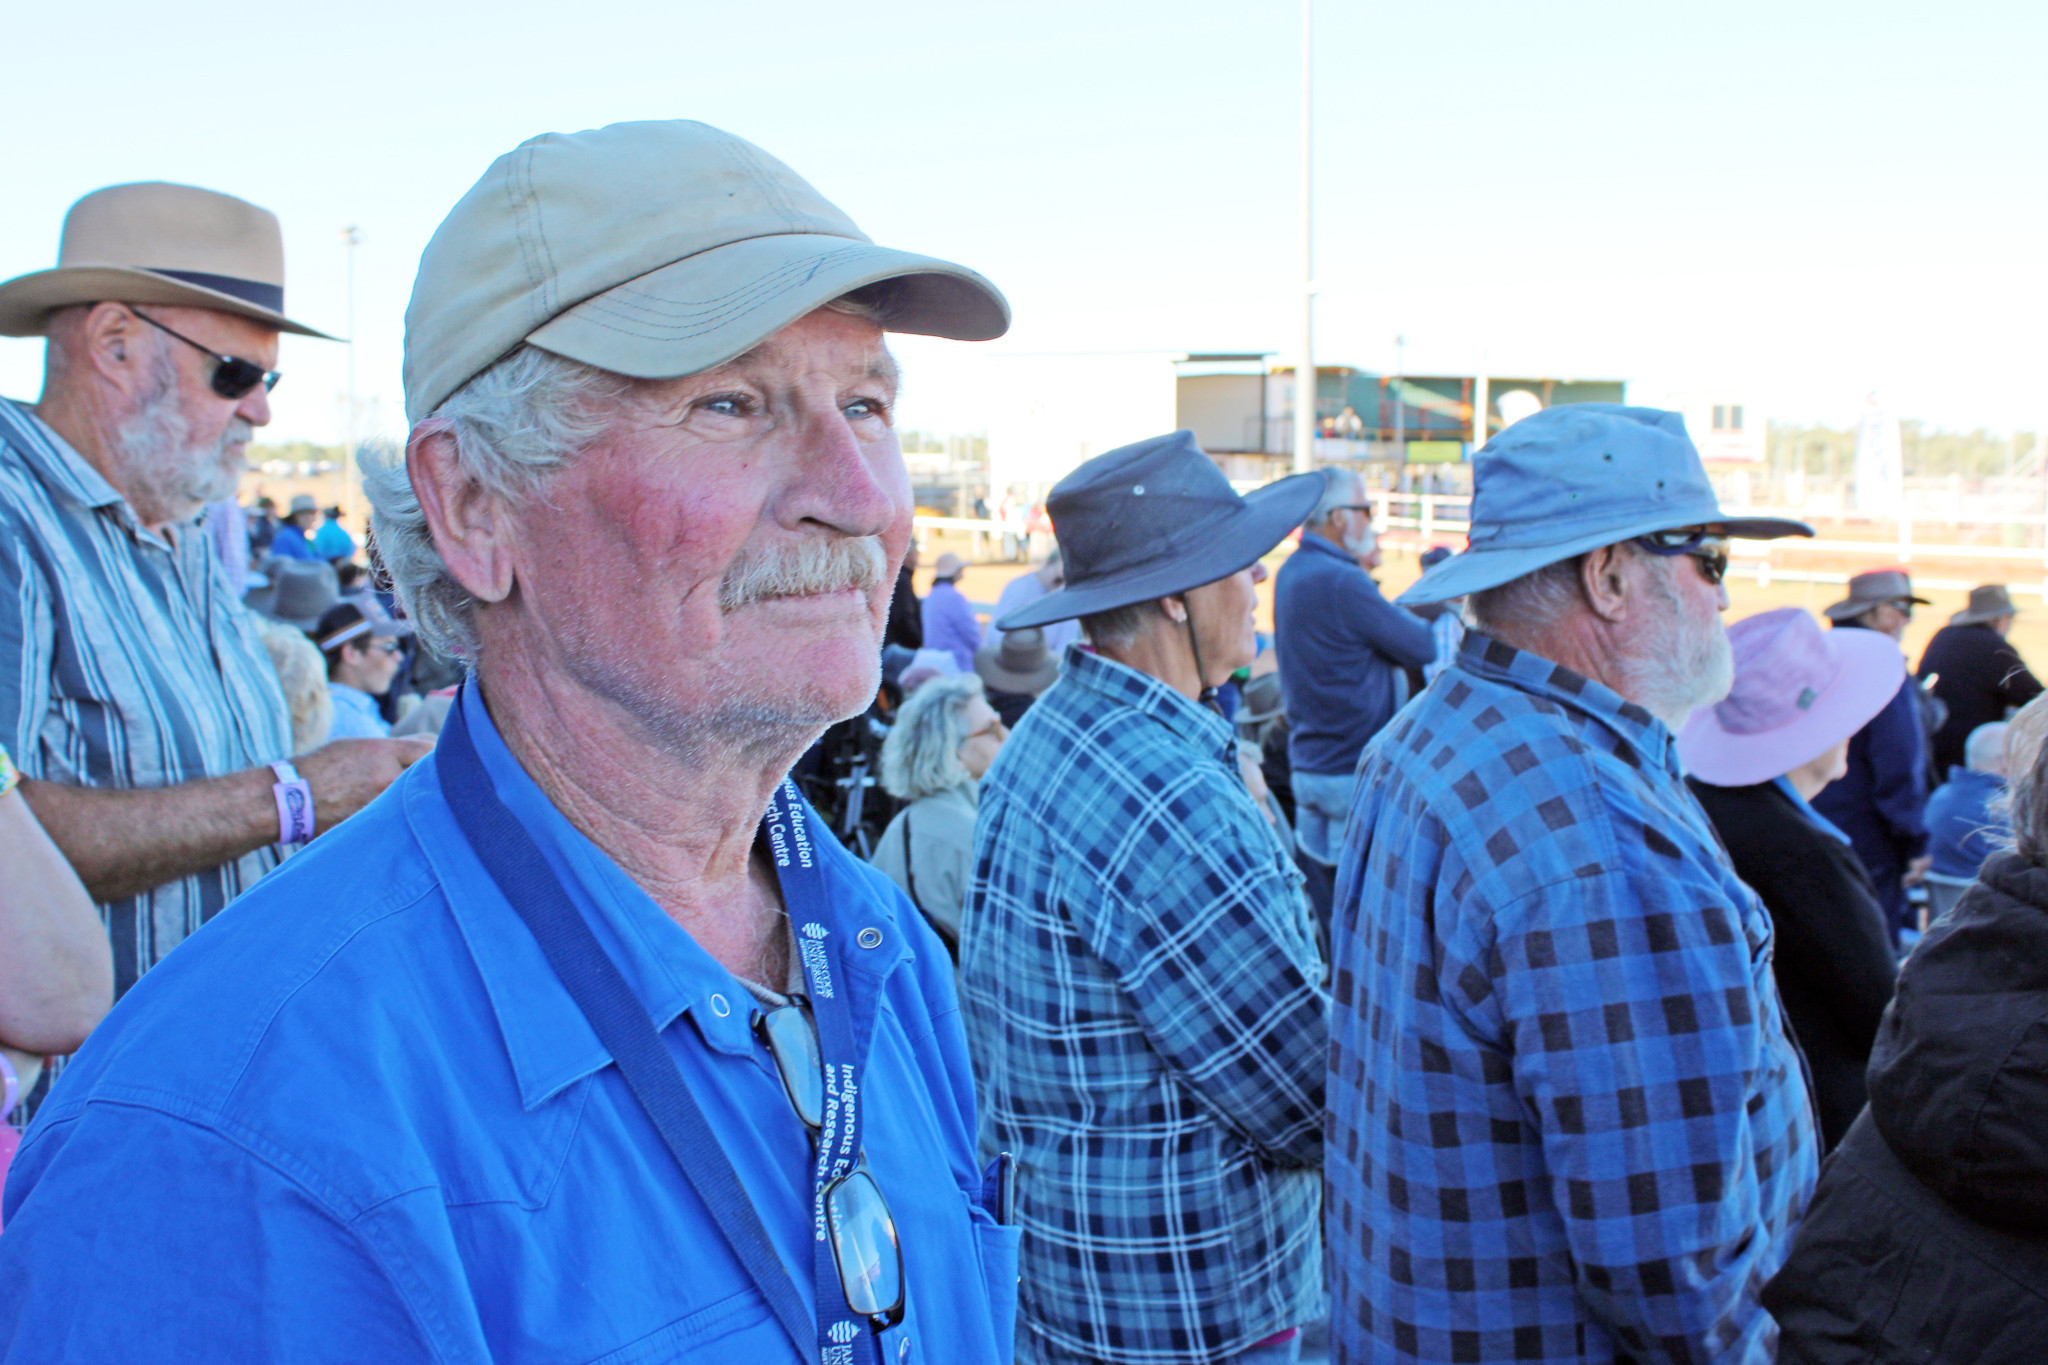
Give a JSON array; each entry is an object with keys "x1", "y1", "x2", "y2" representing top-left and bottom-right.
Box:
[
  {"x1": 112, "y1": 354, "x2": 248, "y2": 524},
  {"x1": 1623, "y1": 565, "x2": 1735, "y2": 731}
]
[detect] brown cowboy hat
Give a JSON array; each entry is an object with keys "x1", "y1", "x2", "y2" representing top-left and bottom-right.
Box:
[{"x1": 0, "y1": 183, "x2": 335, "y2": 339}]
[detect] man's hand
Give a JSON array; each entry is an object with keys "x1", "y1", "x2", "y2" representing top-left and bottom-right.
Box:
[
  {"x1": 297, "y1": 737, "x2": 435, "y2": 833},
  {"x1": 1903, "y1": 854, "x2": 1934, "y2": 888}
]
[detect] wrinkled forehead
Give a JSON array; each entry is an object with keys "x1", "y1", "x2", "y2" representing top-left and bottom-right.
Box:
[{"x1": 721, "y1": 309, "x2": 898, "y2": 389}]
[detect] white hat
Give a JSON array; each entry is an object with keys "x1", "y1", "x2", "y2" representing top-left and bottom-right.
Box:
[{"x1": 403, "y1": 120, "x2": 1010, "y2": 422}]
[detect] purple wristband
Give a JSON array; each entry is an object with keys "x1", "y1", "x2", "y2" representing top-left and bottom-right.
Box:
[
  {"x1": 270, "y1": 761, "x2": 315, "y2": 844},
  {"x1": 0, "y1": 1050, "x2": 18, "y2": 1119}
]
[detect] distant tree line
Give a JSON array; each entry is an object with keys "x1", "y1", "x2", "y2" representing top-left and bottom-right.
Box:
[{"x1": 1768, "y1": 422, "x2": 2044, "y2": 482}]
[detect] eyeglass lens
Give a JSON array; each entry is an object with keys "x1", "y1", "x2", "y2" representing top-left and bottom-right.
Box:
[
  {"x1": 209, "y1": 358, "x2": 277, "y2": 401},
  {"x1": 827, "y1": 1169, "x2": 905, "y2": 1318},
  {"x1": 757, "y1": 1004, "x2": 824, "y2": 1130}
]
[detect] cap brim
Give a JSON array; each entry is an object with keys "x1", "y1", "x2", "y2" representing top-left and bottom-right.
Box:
[
  {"x1": 524, "y1": 234, "x2": 1009, "y2": 380},
  {"x1": 1677, "y1": 628, "x2": 1905, "y2": 786},
  {"x1": 0, "y1": 265, "x2": 337, "y2": 339},
  {"x1": 997, "y1": 472, "x2": 1324, "y2": 629},
  {"x1": 1400, "y1": 515, "x2": 1816, "y2": 606}
]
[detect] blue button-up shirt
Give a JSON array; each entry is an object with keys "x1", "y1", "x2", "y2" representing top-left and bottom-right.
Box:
[
  {"x1": 962, "y1": 646, "x2": 1327, "y2": 1365},
  {"x1": 0, "y1": 685, "x2": 1017, "y2": 1363},
  {"x1": 1326, "y1": 632, "x2": 1817, "y2": 1365},
  {"x1": 325, "y1": 681, "x2": 392, "y2": 739}
]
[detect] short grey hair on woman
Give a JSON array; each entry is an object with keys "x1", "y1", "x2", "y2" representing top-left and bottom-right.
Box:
[
  {"x1": 361, "y1": 292, "x2": 892, "y2": 661},
  {"x1": 2001, "y1": 695, "x2": 2048, "y2": 862},
  {"x1": 880, "y1": 673, "x2": 986, "y2": 802}
]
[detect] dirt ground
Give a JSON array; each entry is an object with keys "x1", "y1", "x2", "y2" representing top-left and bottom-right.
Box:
[{"x1": 918, "y1": 529, "x2": 2048, "y2": 679}]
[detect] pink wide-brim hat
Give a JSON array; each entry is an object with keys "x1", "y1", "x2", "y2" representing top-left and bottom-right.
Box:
[{"x1": 1678, "y1": 607, "x2": 1905, "y2": 787}]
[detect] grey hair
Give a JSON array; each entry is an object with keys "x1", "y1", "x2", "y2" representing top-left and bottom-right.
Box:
[
  {"x1": 362, "y1": 346, "x2": 627, "y2": 660},
  {"x1": 2001, "y1": 696, "x2": 2048, "y2": 862},
  {"x1": 1309, "y1": 467, "x2": 1368, "y2": 525},
  {"x1": 1966, "y1": 721, "x2": 2010, "y2": 773},
  {"x1": 880, "y1": 673, "x2": 986, "y2": 801},
  {"x1": 1080, "y1": 601, "x2": 1162, "y2": 651},
  {"x1": 1465, "y1": 554, "x2": 1590, "y2": 638}
]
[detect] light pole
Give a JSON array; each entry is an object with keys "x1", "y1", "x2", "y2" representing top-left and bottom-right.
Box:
[
  {"x1": 1392, "y1": 334, "x2": 1406, "y2": 459},
  {"x1": 1292, "y1": 0, "x2": 1317, "y2": 476},
  {"x1": 341, "y1": 225, "x2": 361, "y2": 529}
]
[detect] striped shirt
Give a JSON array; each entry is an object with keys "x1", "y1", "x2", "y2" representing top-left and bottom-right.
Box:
[
  {"x1": 0, "y1": 399, "x2": 291, "y2": 995},
  {"x1": 962, "y1": 644, "x2": 1328, "y2": 1365}
]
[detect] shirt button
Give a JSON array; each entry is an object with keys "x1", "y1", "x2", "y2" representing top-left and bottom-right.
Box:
[
  {"x1": 857, "y1": 927, "x2": 883, "y2": 950},
  {"x1": 709, "y1": 993, "x2": 731, "y2": 1018}
]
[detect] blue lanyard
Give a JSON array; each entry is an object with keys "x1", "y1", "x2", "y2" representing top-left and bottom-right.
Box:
[
  {"x1": 763, "y1": 781, "x2": 886, "y2": 1365},
  {"x1": 434, "y1": 689, "x2": 885, "y2": 1364}
]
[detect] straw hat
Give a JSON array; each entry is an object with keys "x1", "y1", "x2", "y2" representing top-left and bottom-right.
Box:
[
  {"x1": 1677, "y1": 607, "x2": 1904, "y2": 787},
  {"x1": 1822, "y1": 569, "x2": 1929, "y2": 622},
  {"x1": 0, "y1": 183, "x2": 334, "y2": 338}
]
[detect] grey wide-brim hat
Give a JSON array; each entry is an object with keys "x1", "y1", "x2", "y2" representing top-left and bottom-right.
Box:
[
  {"x1": 998, "y1": 430, "x2": 1325, "y2": 629},
  {"x1": 1952, "y1": 583, "x2": 2018, "y2": 625},
  {"x1": 1399, "y1": 403, "x2": 1812, "y2": 606}
]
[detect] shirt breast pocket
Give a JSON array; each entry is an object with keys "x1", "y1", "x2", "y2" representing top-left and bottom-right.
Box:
[{"x1": 578, "y1": 1289, "x2": 797, "y2": 1365}]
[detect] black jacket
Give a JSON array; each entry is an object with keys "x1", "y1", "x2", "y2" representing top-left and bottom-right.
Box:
[
  {"x1": 1688, "y1": 778, "x2": 1897, "y2": 1149},
  {"x1": 883, "y1": 565, "x2": 923, "y2": 651},
  {"x1": 1919, "y1": 622, "x2": 2042, "y2": 776},
  {"x1": 1764, "y1": 852, "x2": 2048, "y2": 1362}
]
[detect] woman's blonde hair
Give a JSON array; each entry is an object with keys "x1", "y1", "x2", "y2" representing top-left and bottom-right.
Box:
[{"x1": 259, "y1": 620, "x2": 332, "y2": 755}]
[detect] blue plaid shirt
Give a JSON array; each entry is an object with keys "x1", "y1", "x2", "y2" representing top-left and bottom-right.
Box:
[
  {"x1": 962, "y1": 646, "x2": 1328, "y2": 1364},
  {"x1": 1326, "y1": 632, "x2": 1817, "y2": 1364}
]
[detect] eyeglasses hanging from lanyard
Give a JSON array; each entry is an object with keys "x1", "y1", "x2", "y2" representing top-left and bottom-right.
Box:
[{"x1": 755, "y1": 1000, "x2": 906, "y2": 1326}]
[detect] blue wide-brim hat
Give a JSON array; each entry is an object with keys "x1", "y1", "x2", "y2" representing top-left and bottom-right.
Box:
[
  {"x1": 998, "y1": 430, "x2": 1326, "y2": 629},
  {"x1": 1398, "y1": 403, "x2": 1813, "y2": 606}
]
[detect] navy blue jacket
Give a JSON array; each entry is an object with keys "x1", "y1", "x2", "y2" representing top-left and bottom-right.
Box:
[
  {"x1": 1273, "y1": 533, "x2": 1435, "y2": 775},
  {"x1": 1812, "y1": 638, "x2": 1928, "y2": 902}
]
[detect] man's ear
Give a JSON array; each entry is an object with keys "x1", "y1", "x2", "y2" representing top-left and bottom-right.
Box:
[
  {"x1": 75, "y1": 303, "x2": 150, "y2": 395},
  {"x1": 1579, "y1": 544, "x2": 1633, "y2": 624},
  {"x1": 407, "y1": 422, "x2": 516, "y2": 608}
]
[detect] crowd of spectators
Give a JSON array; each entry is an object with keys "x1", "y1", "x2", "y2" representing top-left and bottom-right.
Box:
[{"x1": 1, "y1": 127, "x2": 2046, "y2": 1365}]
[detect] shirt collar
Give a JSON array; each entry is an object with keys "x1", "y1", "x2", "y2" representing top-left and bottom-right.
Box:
[
  {"x1": 0, "y1": 398, "x2": 184, "y2": 545},
  {"x1": 1060, "y1": 643, "x2": 1237, "y2": 760},
  {"x1": 329, "y1": 683, "x2": 379, "y2": 715},
  {"x1": 408, "y1": 683, "x2": 913, "y2": 1110},
  {"x1": 1293, "y1": 531, "x2": 1359, "y2": 567},
  {"x1": 1453, "y1": 629, "x2": 1681, "y2": 773},
  {"x1": 1771, "y1": 777, "x2": 1854, "y2": 844}
]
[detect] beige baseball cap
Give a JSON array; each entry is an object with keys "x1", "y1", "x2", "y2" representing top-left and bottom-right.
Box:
[
  {"x1": 0, "y1": 182, "x2": 334, "y2": 338},
  {"x1": 403, "y1": 120, "x2": 1011, "y2": 423}
]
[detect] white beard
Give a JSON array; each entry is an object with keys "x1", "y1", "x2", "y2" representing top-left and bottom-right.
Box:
[{"x1": 112, "y1": 349, "x2": 248, "y2": 523}]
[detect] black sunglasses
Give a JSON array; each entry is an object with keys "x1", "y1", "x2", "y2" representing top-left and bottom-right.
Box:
[
  {"x1": 755, "y1": 1002, "x2": 906, "y2": 1326},
  {"x1": 130, "y1": 309, "x2": 281, "y2": 400},
  {"x1": 1633, "y1": 527, "x2": 1730, "y2": 586}
]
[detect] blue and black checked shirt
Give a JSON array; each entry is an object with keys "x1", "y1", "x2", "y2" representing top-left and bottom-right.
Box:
[
  {"x1": 1326, "y1": 632, "x2": 1817, "y2": 1365},
  {"x1": 962, "y1": 645, "x2": 1328, "y2": 1365}
]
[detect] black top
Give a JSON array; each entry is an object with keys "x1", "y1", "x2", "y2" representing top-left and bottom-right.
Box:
[
  {"x1": 1919, "y1": 622, "x2": 2042, "y2": 775},
  {"x1": 883, "y1": 565, "x2": 922, "y2": 651},
  {"x1": 1765, "y1": 852, "x2": 2048, "y2": 1362},
  {"x1": 1687, "y1": 777, "x2": 1897, "y2": 1150}
]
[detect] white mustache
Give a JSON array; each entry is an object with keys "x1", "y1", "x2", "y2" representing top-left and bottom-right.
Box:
[{"x1": 718, "y1": 536, "x2": 889, "y2": 614}]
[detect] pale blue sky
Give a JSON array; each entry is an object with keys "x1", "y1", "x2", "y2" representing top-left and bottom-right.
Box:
[{"x1": 2, "y1": 0, "x2": 2041, "y2": 444}]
